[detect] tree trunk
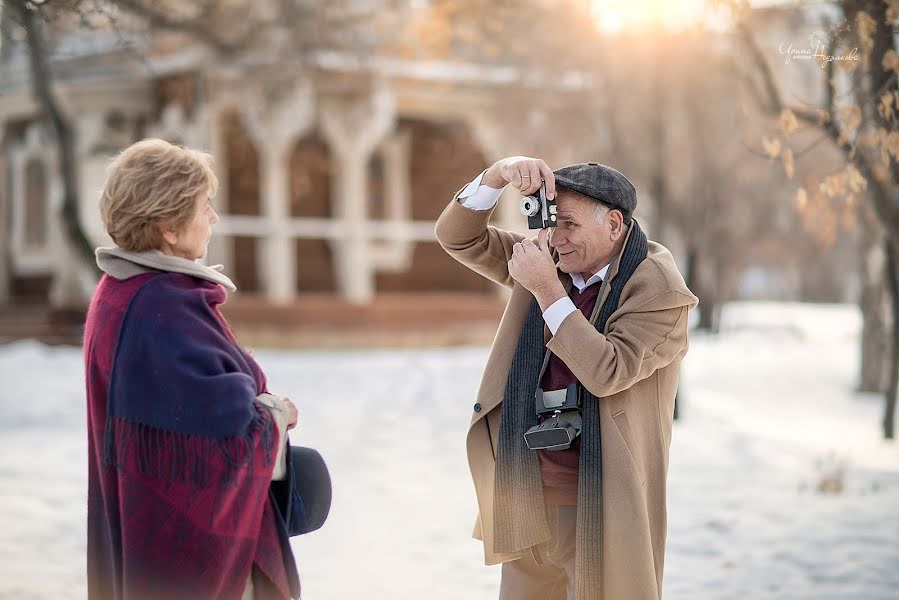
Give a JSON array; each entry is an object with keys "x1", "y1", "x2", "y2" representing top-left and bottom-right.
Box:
[
  {"x1": 14, "y1": 0, "x2": 97, "y2": 309},
  {"x1": 648, "y1": 36, "x2": 669, "y2": 245},
  {"x1": 699, "y1": 293, "x2": 719, "y2": 333},
  {"x1": 687, "y1": 247, "x2": 719, "y2": 332},
  {"x1": 0, "y1": 144, "x2": 9, "y2": 304},
  {"x1": 884, "y1": 239, "x2": 899, "y2": 439},
  {"x1": 859, "y1": 233, "x2": 890, "y2": 393}
]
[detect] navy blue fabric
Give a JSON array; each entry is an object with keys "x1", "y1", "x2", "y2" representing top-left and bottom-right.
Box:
[{"x1": 109, "y1": 274, "x2": 263, "y2": 438}]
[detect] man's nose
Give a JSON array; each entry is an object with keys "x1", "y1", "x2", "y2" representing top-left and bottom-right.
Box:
[{"x1": 549, "y1": 230, "x2": 564, "y2": 247}]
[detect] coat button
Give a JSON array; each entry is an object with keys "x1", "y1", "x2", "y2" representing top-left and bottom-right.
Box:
[{"x1": 473, "y1": 403, "x2": 482, "y2": 413}]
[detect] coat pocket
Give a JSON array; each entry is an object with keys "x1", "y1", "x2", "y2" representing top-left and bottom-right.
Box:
[{"x1": 611, "y1": 410, "x2": 646, "y2": 487}]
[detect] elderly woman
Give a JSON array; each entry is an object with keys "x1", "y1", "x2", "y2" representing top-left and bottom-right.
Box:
[{"x1": 84, "y1": 139, "x2": 300, "y2": 600}]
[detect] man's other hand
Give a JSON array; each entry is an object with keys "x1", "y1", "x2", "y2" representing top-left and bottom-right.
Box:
[{"x1": 508, "y1": 228, "x2": 566, "y2": 310}]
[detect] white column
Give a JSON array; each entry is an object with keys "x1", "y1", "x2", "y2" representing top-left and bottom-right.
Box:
[
  {"x1": 50, "y1": 160, "x2": 96, "y2": 309},
  {"x1": 75, "y1": 111, "x2": 111, "y2": 247},
  {"x1": 259, "y1": 146, "x2": 295, "y2": 302},
  {"x1": 9, "y1": 123, "x2": 94, "y2": 310},
  {"x1": 465, "y1": 111, "x2": 527, "y2": 299},
  {"x1": 241, "y1": 81, "x2": 315, "y2": 302},
  {"x1": 369, "y1": 129, "x2": 413, "y2": 272},
  {"x1": 319, "y1": 85, "x2": 395, "y2": 304},
  {"x1": 195, "y1": 103, "x2": 233, "y2": 273}
]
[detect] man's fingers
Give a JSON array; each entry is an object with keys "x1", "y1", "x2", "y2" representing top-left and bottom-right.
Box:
[
  {"x1": 506, "y1": 165, "x2": 523, "y2": 189},
  {"x1": 516, "y1": 167, "x2": 533, "y2": 193},
  {"x1": 523, "y1": 162, "x2": 542, "y2": 195},
  {"x1": 537, "y1": 228, "x2": 551, "y2": 254},
  {"x1": 537, "y1": 161, "x2": 556, "y2": 199}
]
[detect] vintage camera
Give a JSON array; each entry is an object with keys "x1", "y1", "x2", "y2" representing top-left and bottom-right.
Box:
[
  {"x1": 519, "y1": 181, "x2": 557, "y2": 230},
  {"x1": 523, "y1": 383, "x2": 582, "y2": 451}
]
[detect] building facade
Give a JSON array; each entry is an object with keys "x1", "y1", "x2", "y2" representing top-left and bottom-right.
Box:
[{"x1": 0, "y1": 26, "x2": 600, "y2": 311}]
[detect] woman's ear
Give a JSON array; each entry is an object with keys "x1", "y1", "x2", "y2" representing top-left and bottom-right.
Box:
[{"x1": 160, "y1": 226, "x2": 179, "y2": 247}]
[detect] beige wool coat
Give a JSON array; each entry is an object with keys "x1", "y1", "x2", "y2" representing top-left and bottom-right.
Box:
[{"x1": 435, "y1": 197, "x2": 698, "y2": 600}]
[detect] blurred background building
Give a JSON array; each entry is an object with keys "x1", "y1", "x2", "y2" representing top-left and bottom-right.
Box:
[{"x1": 0, "y1": 0, "x2": 874, "y2": 346}]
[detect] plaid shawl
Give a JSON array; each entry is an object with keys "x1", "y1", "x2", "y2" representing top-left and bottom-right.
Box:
[{"x1": 84, "y1": 272, "x2": 298, "y2": 600}]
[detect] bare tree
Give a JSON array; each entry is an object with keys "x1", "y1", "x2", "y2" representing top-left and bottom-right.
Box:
[
  {"x1": 5, "y1": 0, "x2": 94, "y2": 270},
  {"x1": 734, "y1": 0, "x2": 899, "y2": 438}
]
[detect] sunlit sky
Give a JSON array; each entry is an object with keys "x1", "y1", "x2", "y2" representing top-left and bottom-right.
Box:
[{"x1": 590, "y1": 0, "x2": 726, "y2": 33}]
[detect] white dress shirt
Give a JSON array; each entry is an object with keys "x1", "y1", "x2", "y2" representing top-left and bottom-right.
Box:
[{"x1": 457, "y1": 171, "x2": 610, "y2": 335}]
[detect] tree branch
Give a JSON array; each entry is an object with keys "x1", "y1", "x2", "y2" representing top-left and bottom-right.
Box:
[
  {"x1": 113, "y1": 0, "x2": 247, "y2": 56},
  {"x1": 736, "y1": 14, "x2": 895, "y2": 228},
  {"x1": 10, "y1": 0, "x2": 96, "y2": 269}
]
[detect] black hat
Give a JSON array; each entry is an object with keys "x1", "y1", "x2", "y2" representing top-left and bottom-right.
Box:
[
  {"x1": 285, "y1": 446, "x2": 332, "y2": 535},
  {"x1": 553, "y1": 162, "x2": 637, "y2": 223}
]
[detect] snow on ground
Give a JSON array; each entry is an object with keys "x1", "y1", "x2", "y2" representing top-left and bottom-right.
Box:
[{"x1": 0, "y1": 302, "x2": 897, "y2": 599}]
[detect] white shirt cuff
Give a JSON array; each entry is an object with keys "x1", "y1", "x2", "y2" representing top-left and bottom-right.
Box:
[
  {"x1": 457, "y1": 169, "x2": 503, "y2": 211},
  {"x1": 543, "y1": 296, "x2": 577, "y2": 335}
]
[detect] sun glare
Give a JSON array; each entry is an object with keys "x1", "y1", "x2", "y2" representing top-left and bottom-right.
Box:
[{"x1": 590, "y1": 0, "x2": 712, "y2": 33}]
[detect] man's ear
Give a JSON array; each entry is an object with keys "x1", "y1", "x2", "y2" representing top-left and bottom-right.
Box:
[{"x1": 609, "y1": 210, "x2": 625, "y2": 240}]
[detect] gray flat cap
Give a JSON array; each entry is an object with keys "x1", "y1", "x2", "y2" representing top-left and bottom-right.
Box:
[{"x1": 553, "y1": 162, "x2": 637, "y2": 223}]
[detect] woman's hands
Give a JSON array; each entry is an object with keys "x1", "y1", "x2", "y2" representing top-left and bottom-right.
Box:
[
  {"x1": 283, "y1": 397, "x2": 298, "y2": 430},
  {"x1": 257, "y1": 393, "x2": 298, "y2": 430}
]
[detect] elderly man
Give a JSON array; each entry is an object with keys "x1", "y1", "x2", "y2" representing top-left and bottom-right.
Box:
[{"x1": 435, "y1": 156, "x2": 697, "y2": 600}]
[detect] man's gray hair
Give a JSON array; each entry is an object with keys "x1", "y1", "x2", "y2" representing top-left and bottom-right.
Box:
[
  {"x1": 592, "y1": 203, "x2": 610, "y2": 222},
  {"x1": 593, "y1": 202, "x2": 630, "y2": 230}
]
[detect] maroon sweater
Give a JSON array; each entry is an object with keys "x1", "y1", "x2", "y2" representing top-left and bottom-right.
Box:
[{"x1": 538, "y1": 281, "x2": 602, "y2": 505}]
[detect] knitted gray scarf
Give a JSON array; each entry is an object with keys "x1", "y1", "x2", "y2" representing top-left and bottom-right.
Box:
[{"x1": 493, "y1": 220, "x2": 648, "y2": 600}]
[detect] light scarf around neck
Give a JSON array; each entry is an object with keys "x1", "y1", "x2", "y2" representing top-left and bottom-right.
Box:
[{"x1": 95, "y1": 246, "x2": 237, "y2": 292}]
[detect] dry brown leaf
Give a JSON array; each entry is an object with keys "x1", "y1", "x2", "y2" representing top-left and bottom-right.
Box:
[
  {"x1": 886, "y1": 131, "x2": 899, "y2": 161},
  {"x1": 857, "y1": 11, "x2": 877, "y2": 67},
  {"x1": 840, "y1": 105, "x2": 862, "y2": 131},
  {"x1": 879, "y1": 92, "x2": 894, "y2": 119},
  {"x1": 762, "y1": 137, "x2": 781, "y2": 159},
  {"x1": 819, "y1": 173, "x2": 845, "y2": 197},
  {"x1": 779, "y1": 109, "x2": 799, "y2": 136},
  {"x1": 845, "y1": 164, "x2": 867, "y2": 192},
  {"x1": 782, "y1": 148, "x2": 795, "y2": 179},
  {"x1": 795, "y1": 187, "x2": 808, "y2": 210},
  {"x1": 883, "y1": 49, "x2": 899, "y2": 72},
  {"x1": 888, "y1": 1, "x2": 899, "y2": 23}
]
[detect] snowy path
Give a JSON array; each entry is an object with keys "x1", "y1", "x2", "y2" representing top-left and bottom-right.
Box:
[{"x1": 0, "y1": 302, "x2": 897, "y2": 599}]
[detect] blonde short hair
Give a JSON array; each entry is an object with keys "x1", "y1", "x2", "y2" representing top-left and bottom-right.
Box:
[{"x1": 99, "y1": 139, "x2": 219, "y2": 252}]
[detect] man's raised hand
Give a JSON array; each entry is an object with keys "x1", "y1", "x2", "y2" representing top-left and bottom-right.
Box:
[{"x1": 483, "y1": 156, "x2": 556, "y2": 199}]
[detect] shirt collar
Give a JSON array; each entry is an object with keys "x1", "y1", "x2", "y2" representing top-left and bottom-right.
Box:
[{"x1": 570, "y1": 263, "x2": 610, "y2": 292}]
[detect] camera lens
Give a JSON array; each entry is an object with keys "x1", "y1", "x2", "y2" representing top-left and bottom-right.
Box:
[{"x1": 520, "y1": 196, "x2": 540, "y2": 217}]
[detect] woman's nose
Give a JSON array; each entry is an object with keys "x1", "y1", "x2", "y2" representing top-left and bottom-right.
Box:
[{"x1": 210, "y1": 208, "x2": 220, "y2": 225}]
